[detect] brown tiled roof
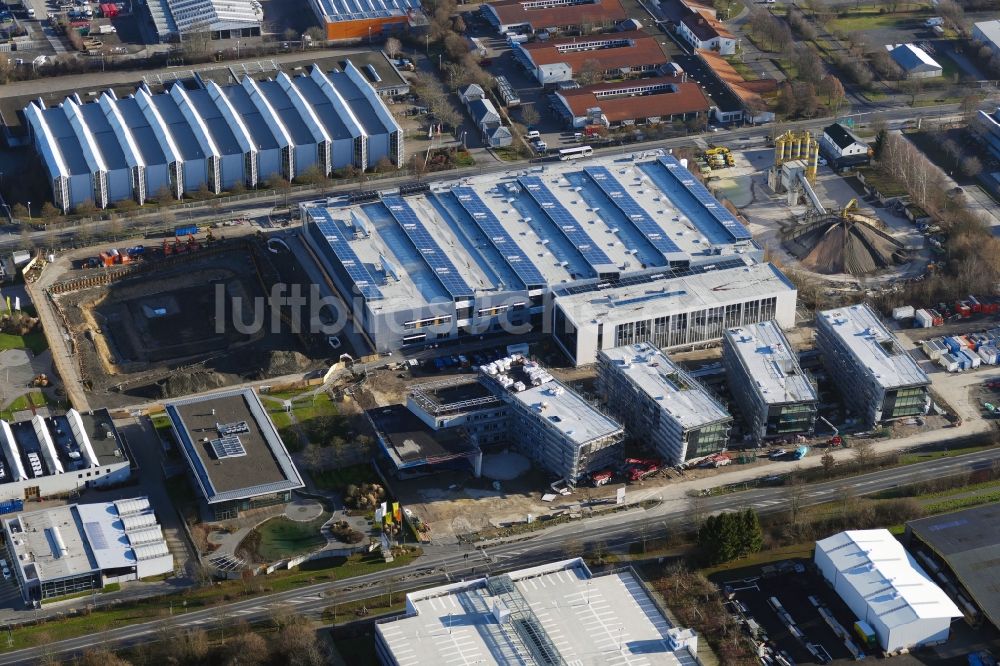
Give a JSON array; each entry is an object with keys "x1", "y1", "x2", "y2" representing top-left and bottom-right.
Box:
[
  {"x1": 519, "y1": 30, "x2": 668, "y2": 72},
  {"x1": 489, "y1": 0, "x2": 627, "y2": 29},
  {"x1": 681, "y1": 10, "x2": 734, "y2": 41},
  {"x1": 559, "y1": 77, "x2": 711, "y2": 122},
  {"x1": 696, "y1": 48, "x2": 777, "y2": 107}
]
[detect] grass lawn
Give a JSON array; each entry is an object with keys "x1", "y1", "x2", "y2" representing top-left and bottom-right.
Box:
[
  {"x1": 0, "y1": 330, "x2": 47, "y2": 354},
  {"x1": 245, "y1": 511, "x2": 331, "y2": 562},
  {"x1": 700, "y1": 541, "x2": 815, "y2": 576},
  {"x1": 0, "y1": 391, "x2": 56, "y2": 421},
  {"x1": 311, "y1": 463, "x2": 379, "y2": 493},
  {"x1": 897, "y1": 443, "x2": 995, "y2": 465},
  {"x1": 924, "y1": 488, "x2": 1000, "y2": 514},
  {"x1": 829, "y1": 9, "x2": 928, "y2": 32}
]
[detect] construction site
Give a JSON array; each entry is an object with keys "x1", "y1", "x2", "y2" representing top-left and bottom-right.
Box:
[
  {"x1": 45, "y1": 235, "x2": 337, "y2": 405},
  {"x1": 722, "y1": 129, "x2": 928, "y2": 287}
]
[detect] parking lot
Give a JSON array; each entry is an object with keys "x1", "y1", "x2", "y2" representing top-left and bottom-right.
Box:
[{"x1": 712, "y1": 559, "x2": 1000, "y2": 666}]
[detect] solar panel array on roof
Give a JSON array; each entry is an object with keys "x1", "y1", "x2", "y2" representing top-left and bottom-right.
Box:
[
  {"x1": 517, "y1": 175, "x2": 615, "y2": 275},
  {"x1": 657, "y1": 156, "x2": 752, "y2": 242},
  {"x1": 452, "y1": 186, "x2": 546, "y2": 290},
  {"x1": 382, "y1": 195, "x2": 474, "y2": 301},
  {"x1": 84, "y1": 521, "x2": 109, "y2": 550},
  {"x1": 311, "y1": 209, "x2": 385, "y2": 301},
  {"x1": 210, "y1": 435, "x2": 247, "y2": 459},
  {"x1": 584, "y1": 166, "x2": 686, "y2": 263}
]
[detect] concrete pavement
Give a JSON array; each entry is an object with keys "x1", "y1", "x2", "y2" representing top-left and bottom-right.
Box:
[{"x1": 1, "y1": 444, "x2": 997, "y2": 665}]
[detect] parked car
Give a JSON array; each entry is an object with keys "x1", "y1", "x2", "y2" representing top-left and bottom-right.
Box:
[{"x1": 526, "y1": 130, "x2": 540, "y2": 140}]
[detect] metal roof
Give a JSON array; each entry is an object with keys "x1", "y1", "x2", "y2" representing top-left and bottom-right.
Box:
[
  {"x1": 221, "y1": 85, "x2": 281, "y2": 151},
  {"x1": 312, "y1": 0, "x2": 419, "y2": 22},
  {"x1": 816, "y1": 530, "x2": 961, "y2": 628},
  {"x1": 886, "y1": 43, "x2": 942, "y2": 72},
  {"x1": 166, "y1": 0, "x2": 262, "y2": 34},
  {"x1": 376, "y1": 558, "x2": 699, "y2": 666},
  {"x1": 907, "y1": 502, "x2": 1000, "y2": 629}
]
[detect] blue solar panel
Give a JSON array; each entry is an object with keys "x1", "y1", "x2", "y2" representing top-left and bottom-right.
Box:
[
  {"x1": 381, "y1": 195, "x2": 475, "y2": 301},
  {"x1": 657, "y1": 156, "x2": 753, "y2": 242},
  {"x1": 311, "y1": 209, "x2": 384, "y2": 302},
  {"x1": 517, "y1": 176, "x2": 614, "y2": 275},
  {"x1": 452, "y1": 187, "x2": 546, "y2": 290},
  {"x1": 583, "y1": 166, "x2": 686, "y2": 262}
]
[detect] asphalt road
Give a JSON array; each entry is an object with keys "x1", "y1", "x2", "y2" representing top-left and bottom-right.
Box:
[
  {"x1": 2, "y1": 444, "x2": 997, "y2": 665},
  {"x1": 0, "y1": 102, "x2": 963, "y2": 253}
]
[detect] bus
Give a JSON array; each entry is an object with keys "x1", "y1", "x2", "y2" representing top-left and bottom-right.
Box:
[{"x1": 558, "y1": 145, "x2": 594, "y2": 161}]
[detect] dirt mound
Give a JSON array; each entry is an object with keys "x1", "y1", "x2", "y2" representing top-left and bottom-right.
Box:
[
  {"x1": 786, "y1": 215, "x2": 908, "y2": 276},
  {"x1": 246, "y1": 350, "x2": 313, "y2": 379},
  {"x1": 157, "y1": 370, "x2": 230, "y2": 399}
]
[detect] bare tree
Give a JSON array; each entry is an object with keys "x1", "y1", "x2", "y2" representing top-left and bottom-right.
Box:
[
  {"x1": 520, "y1": 104, "x2": 540, "y2": 128},
  {"x1": 852, "y1": 439, "x2": 874, "y2": 467},
  {"x1": 576, "y1": 59, "x2": 603, "y2": 86},
  {"x1": 384, "y1": 36, "x2": 402, "y2": 59}
]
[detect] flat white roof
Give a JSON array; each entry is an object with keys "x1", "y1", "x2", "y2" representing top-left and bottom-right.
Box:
[
  {"x1": 818, "y1": 304, "x2": 929, "y2": 390},
  {"x1": 724, "y1": 321, "x2": 817, "y2": 404},
  {"x1": 816, "y1": 530, "x2": 961, "y2": 627},
  {"x1": 3, "y1": 496, "x2": 169, "y2": 584},
  {"x1": 556, "y1": 259, "x2": 795, "y2": 327},
  {"x1": 303, "y1": 152, "x2": 761, "y2": 314},
  {"x1": 481, "y1": 358, "x2": 623, "y2": 446},
  {"x1": 600, "y1": 342, "x2": 730, "y2": 430},
  {"x1": 376, "y1": 558, "x2": 700, "y2": 666}
]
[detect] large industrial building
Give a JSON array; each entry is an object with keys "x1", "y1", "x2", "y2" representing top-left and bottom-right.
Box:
[
  {"x1": 165, "y1": 388, "x2": 304, "y2": 520},
  {"x1": 144, "y1": 0, "x2": 263, "y2": 42},
  {"x1": 307, "y1": 0, "x2": 423, "y2": 41},
  {"x1": 816, "y1": 304, "x2": 930, "y2": 426},
  {"x1": 905, "y1": 502, "x2": 1000, "y2": 631},
  {"x1": 25, "y1": 62, "x2": 403, "y2": 212},
  {"x1": 723, "y1": 321, "x2": 817, "y2": 444},
  {"x1": 0, "y1": 408, "x2": 132, "y2": 503},
  {"x1": 375, "y1": 557, "x2": 700, "y2": 665},
  {"x1": 815, "y1": 530, "x2": 961, "y2": 653},
  {"x1": 301, "y1": 152, "x2": 797, "y2": 365},
  {"x1": 513, "y1": 30, "x2": 669, "y2": 85},
  {"x1": 597, "y1": 342, "x2": 731, "y2": 464},
  {"x1": 3, "y1": 497, "x2": 173, "y2": 604}
]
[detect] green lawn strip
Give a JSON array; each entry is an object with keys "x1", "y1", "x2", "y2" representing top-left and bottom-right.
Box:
[
  {"x1": 3, "y1": 549, "x2": 420, "y2": 651},
  {"x1": 250, "y1": 512, "x2": 332, "y2": 561},
  {"x1": 923, "y1": 489, "x2": 1000, "y2": 514},
  {"x1": 873, "y1": 477, "x2": 1000, "y2": 500},
  {"x1": 310, "y1": 463, "x2": 379, "y2": 493},
  {"x1": 0, "y1": 391, "x2": 55, "y2": 421},
  {"x1": 699, "y1": 542, "x2": 815, "y2": 576},
  {"x1": 828, "y1": 9, "x2": 929, "y2": 32},
  {"x1": 897, "y1": 443, "x2": 995, "y2": 466},
  {"x1": 0, "y1": 331, "x2": 48, "y2": 354},
  {"x1": 102, "y1": 583, "x2": 121, "y2": 594}
]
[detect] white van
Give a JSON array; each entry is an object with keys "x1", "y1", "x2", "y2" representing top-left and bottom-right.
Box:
[
  {"x1": 26, "y1": 7, "x2": 35, "y2": 17},
  {"x1": 526, "y1": 130, "x2": 541, "y2": 140}
]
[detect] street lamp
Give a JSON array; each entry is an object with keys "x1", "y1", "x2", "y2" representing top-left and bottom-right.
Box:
[{"x1": 236, "y1": 40, "x2": 241, "y2": 58}]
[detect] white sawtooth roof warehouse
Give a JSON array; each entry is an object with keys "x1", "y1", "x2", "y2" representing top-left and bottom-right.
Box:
[{"x1": 814, "y1": 529, "x2": 961, "y2": 653}]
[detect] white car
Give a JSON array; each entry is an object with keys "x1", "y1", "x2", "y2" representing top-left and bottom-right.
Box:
[
  {"x1": 526, "y1": 130, "x2": 541, "y2": 140},
  {"x1": 768, "y1": 448, "x2": 788, "y2": 459},
  {"x1": 2, "y1": 568, "x2": 10, "y2": 580}
]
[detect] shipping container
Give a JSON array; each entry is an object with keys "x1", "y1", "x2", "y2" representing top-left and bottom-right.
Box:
[
  {"x1": 928, "y1": 309, "x2": 945, "y2": 326},
  {"x1": 915, "y1": 309, "x2": 934, "y2": 328},
  {"x1": 174, "y1": 224, "x2": 198, "y2": 236},
  {"x1": 939, "y1": 353, "x2": 959, "y2": 372},
  {"x1": 0, "y1": 498, "x2": 23, "y2": 514},
  {"x1": 960, "y1": 349, "x2": 981, "y2": 369},
  {"x1": 892, "y1": 305, "x2": 915, "y2": 320},
  {"x1": 978, "y1": 345, "x2": 999, "y2": 365}
]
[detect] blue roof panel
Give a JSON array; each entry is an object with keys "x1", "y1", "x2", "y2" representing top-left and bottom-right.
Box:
[
  {"x1": 656, "y1": 156, "x2": 752, "y2": 243},
  {"x1": 517, "y1": 175, "x2": 615, "y2": 275},
  {"x1": 310, "y1": 208, "x2": 384, "y2": 301},
  {"x1": 451, "y1": 186, "x2": 545, "y2": 289},
  {"x1": 381, "y1": 195, "x2": 474, "y2": 300},
  {"x1": 583, "y1": 165, "x2": 686, "y2": 262}
]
